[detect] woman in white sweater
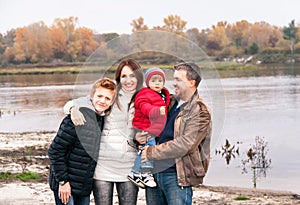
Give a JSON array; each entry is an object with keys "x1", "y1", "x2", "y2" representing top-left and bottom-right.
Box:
[{"x1": 64, "y1": 58, "x2": 144, "y2": 205}]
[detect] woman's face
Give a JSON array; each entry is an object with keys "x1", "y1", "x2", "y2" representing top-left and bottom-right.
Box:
[{"x1": 120, "y1": 65, "x2": 138, "y2": 93}]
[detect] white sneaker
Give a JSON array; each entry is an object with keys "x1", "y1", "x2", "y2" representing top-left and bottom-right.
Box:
[
  {"x1": 140, "y1": 173, "x2": 156, "y2": 187},
  {"x1": 127, "y1": 174, "x2": 146, "y2": 189}
]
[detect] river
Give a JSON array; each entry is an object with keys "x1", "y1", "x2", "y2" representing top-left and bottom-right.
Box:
[{"x1": 0, "y1": 65, "x2": 299, "y2": 193}]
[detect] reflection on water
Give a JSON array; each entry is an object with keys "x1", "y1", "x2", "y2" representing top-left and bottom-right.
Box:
[
  {"x1": 242, "y1": 136, "x2": 272, "y2": 177},
  {"x1": 215, "y1": 139, "x2": 240, "y2": 165},
  {"x1": 241, "y1": 136, "x2": 272, "y2": 188},
  {"x1": 216, "y1": 137, "x2": 272, "y2": 189}
]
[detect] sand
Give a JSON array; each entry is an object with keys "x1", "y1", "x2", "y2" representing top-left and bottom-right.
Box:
[{"x1": 0, "y1": 131, "x2": 299, "y2": 205}]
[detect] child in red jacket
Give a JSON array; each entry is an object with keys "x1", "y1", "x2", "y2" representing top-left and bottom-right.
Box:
[{"x1": 128, "y1": 67, "x2": 170, "y2": 188}]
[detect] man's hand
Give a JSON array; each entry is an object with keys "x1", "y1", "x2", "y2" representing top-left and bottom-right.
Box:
[
  {"x1": 141, "y1": 146, "x2": 149, "y2": 162},
  {"x1": 58, "y1": 182, "x2": 71, "y2": 204},
  {"x1": 70, "y1": 106, "x2": 86, "y2": 126},
  {"x1": 135, "y1": 131, "x2": 151, "y2": 145}
]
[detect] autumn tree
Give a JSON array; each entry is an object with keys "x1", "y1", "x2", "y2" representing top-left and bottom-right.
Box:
[
  {"x1": 186, "y1": 28, "x2": 210, "y2": 49},
  {"x1": 49, "y1": 17, "x2": 79, "y2": 61},
  {"x1": 13, "y1": 21, "x2": 52, "y2": 63},
  {"x1": 228, "y1": 20, "x2": 250, "y2": 48},
  {"x1": 0, "y1": 30, "x2": 15, "y2": 54},
  {"x1": 283, "y1": 19, "x2": 299, "y2": 54},
  {"x1": 74, "y1": 27, "x2": 99, "y2": 59},
  {"x1": 131, "y1": 17, "x2": 148, "y2": 32},
  {"x1": 248, "y1": 22, "x2": 275, "y2": 48},
  {"x1": 162, "y1": 15, "x2": 187, "y2": 36},
  {"x1": 48, "y1": 24, "x2": 68, "y2": 59},
  {"x1": 0, "y1": 30, "x2": 16, "y2": 65},
  {"x1": 268, "y1": 34, "x2": 279, "y2": 48},
  {"x1": 206, "y1": 21, "x2": 230, "y2": 55}
]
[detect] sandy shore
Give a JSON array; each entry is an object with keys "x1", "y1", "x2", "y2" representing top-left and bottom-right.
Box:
[{"x1": 0, "y1": 131, "x2": 299, "y2": 205}]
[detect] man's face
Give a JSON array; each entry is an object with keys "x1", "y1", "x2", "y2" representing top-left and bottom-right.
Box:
[
  {"x1": 173, "y1": 69, "x2": 192, "y2": 101},
  {"x1": 91, "y1": 87, "x2": 115, "y2": 114}
]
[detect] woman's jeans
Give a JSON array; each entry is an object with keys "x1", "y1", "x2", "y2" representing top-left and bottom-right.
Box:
[
  {"x1": 131, "y1": 136, "x2": 156, "y2": 174},
  {"x1": 93, "y1": 179, "x2": 138, "y2": 205},
  {"x1": 53, "y1": 191, "x2": 90, "y2": 205},
  {"x1": 145, "y1": 172, "x2": 193, "y2": 205}
]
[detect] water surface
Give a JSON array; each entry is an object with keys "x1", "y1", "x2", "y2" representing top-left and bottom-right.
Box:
[{"x1": 0, "y1": 66, "x2": 299, "y2": 192}]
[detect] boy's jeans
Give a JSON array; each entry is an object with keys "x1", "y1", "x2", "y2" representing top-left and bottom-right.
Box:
[
  {"x1": 53, "y1": 191, "x2": 90, "y2": 205},
  {"x1": 131, "y1": 135, "x2": 156, "y2": 174}
]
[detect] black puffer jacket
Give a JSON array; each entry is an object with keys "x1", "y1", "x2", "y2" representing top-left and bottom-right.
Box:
[{"x1": 48, "y1": 107, "x2": 104, "y2": 196}]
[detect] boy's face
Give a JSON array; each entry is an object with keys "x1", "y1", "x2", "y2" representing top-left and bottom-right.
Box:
[
  {"x1": 148, "y1": 74, "x2": 164, "y2": 92},
  {"x1": 91, "y1": 87, "x2": 115, "y2": 114}
]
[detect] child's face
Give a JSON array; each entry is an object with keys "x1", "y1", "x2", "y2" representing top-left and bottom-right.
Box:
[
  {"x1": 148, "y1": 74, "x2": 164, "y2": 92},
  {"x1": 91, "y1": 87, "x2": 115, "y2": 114}
]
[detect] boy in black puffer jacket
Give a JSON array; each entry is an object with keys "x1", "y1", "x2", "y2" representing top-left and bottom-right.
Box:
[{"x1": 48, "y1": 78, "x2": 116, "y2": 205}]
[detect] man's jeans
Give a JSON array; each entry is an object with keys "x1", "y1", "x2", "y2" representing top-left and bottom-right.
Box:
[
  {"x1": 131, "y1": 136, "x2": 156, "y2": 174},
  {"x1": 53, "y1": 191, "x2": 90, "y2": 205},
  {"x1": 145, "y1": 172, "x2": 193, "y2": 205}
]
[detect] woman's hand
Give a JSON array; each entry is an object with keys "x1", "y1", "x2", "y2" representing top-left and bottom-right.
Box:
[
  {"x1": 135, "y1": 131, "x2": 151, "y2": 144},
  {"x1": 70, "y1": 106, "x2": 86, "y2": 126}
]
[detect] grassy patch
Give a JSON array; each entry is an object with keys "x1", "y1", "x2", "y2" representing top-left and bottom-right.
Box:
[
  {"x1": 0, "y1": 62, "x2": 262, "y2": 75},
  {"x1": 214, "y1": 62, "x2": 260, "y2": 71},
  {"x1": 0, "y1": 66, "x2": 102, "y2": 75},
  {"x1": 0, "y1": 171, "x2": 40, "y2": 182},
  {"x1": 234, "y1": 195, "x2": 250, "y2": 201},
  {"x1": 15, "y1": 171, "x2": 40, "y2": 181},
  {"x1": 0, "y1": 64, "x2": 174, "y2": 75},
  {"x1": 0, "y1": 172, "x2": 13, "y2": 180}
]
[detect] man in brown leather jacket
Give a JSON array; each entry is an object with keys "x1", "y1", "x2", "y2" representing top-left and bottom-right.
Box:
[{"x1": 141, "y1": 62, "x2": 212, "y2": 205}]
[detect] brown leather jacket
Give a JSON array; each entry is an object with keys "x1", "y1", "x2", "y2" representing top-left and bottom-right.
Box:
[{"x1": 146, "y1": 92, "x2": 212, "y2": 186}]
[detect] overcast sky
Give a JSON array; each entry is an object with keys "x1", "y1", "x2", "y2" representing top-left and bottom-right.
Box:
[{"x1": 1, "y1": 0, "x2": 299, "y2": 35}]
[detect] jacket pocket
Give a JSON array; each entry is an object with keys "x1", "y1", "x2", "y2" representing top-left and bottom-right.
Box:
[{"x1": 189, "y1": 152, "x2": 206, "y2": 177}]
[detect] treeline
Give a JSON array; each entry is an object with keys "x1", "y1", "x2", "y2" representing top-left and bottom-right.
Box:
[{"x1": 0, "y1": 16, "x2": 299, "y2": 67}]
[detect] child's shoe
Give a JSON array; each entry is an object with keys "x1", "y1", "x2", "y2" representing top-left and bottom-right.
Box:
[
  {"x1": 140, "y1": 173, "x2": 156, "y2": 187},
  {"x1": 127, "y1": 173, "x2": 145, "y2": 189}
]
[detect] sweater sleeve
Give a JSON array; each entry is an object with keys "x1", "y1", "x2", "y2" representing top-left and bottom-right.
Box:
[
  {"x1": 63, "y1": 100, "x2": 74, "y2": 114},
  {"x1": 48, "y1": 116, "x2": 76, "y2": 182},
  {"x1": 63, "y1": 96, "x2": 94, "y2": 114}
]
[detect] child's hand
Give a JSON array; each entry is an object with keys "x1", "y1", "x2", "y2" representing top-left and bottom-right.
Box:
[{"x1": 160, "y1": 106, "x2": 166, "y2": 115}]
